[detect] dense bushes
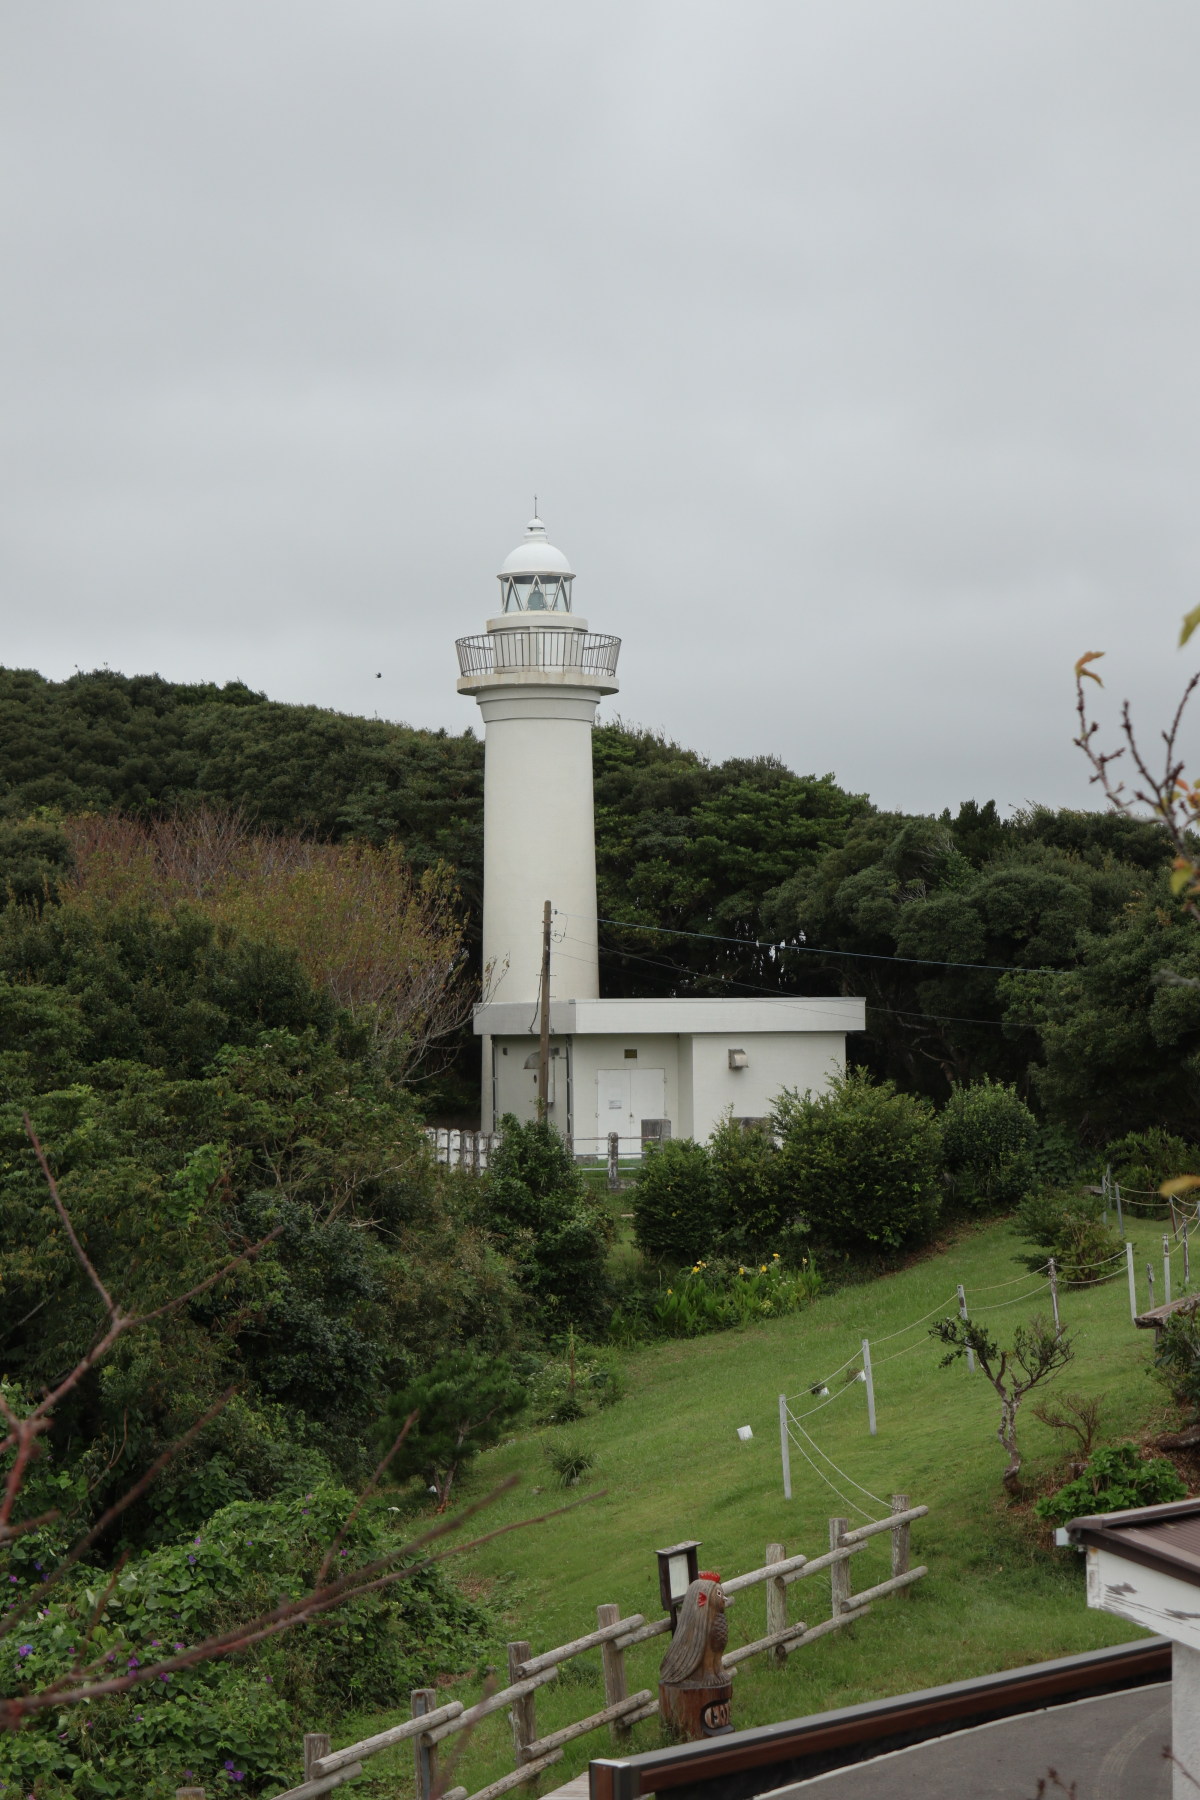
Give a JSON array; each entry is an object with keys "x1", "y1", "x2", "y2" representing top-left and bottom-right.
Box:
[
  {"x1": 1034, "y1": 1444, "x2": 1187, "y2": 1527},
  {"x1": 1017, "y1": 1189, "x2": 1124, "y2": 1286},
  {"x1": 631, "y1": 1138, "x2": 719, "y2": 1266},
  {"x1": 0, "y1": 1486, "x2": 496, "y2": 1799},
  {"x1": 774, "y1": 1070, "x2": 942, "y2": 1254},
  {"x1": 482, "y1": 1117, "x2": 613, "y2": 1331},
  {"x1": 942, "y1": 1079, "x2": 1036, "y2": 1210}
]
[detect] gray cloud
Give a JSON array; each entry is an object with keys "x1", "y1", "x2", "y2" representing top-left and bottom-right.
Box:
[{"x1": 4, "y1": 0, "x2": 1199, "y2": 813}]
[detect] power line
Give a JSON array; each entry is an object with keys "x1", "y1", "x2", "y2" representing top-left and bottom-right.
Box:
[{"x1": 594, "y1": 913, "x2": 1069, "y2": 978}]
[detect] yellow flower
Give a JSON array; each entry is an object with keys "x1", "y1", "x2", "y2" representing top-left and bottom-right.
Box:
[
  {"x1": 772, "y1": 1252, "x2": 781, "y2": 1260},
  {"x1": 667, "y1": 1287, "x2": 673, "y2": 1294},
  {"x1": 738, "y1": 1266, "x2": 746, "y2": 1275},
  {"x1": 759, "y1": 1264, "x2": 767, "y2": 1272}
]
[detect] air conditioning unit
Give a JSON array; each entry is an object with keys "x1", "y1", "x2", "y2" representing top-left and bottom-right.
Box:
[{"x1": 640, "y1": 1118, "x2": 673, "y2": 1145}]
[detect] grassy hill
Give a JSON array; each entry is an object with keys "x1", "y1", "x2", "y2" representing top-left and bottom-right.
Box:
[{"x1": 332, "y1": 1209, "x2": 1185, "y2": 1798}]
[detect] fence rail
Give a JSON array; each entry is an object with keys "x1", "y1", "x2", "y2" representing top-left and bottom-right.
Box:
[
  {"x1": 455, "y1": 630, "x2": 622, "y2": 678},
  {"x1": 263, "y1": 1501, "x2": 926, "y2": 1800}
]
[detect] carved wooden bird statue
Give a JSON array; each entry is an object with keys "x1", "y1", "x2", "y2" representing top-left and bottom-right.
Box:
[{"x1": 659, "y1": 1573, "x2": 728, "y2": 1689}]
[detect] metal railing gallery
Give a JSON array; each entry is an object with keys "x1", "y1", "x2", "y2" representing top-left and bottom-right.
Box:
[{"x1": 455, "y1": 631, "x2": 622, "y2": 678}]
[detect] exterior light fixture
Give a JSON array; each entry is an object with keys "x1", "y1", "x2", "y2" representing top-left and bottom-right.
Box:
[
  {"x1": 728, "y1": 1049, "x2": 749, "y2": 1070},
  {"x1": 656, "y1": 1540, "x2": 701, "y2": 1630}
]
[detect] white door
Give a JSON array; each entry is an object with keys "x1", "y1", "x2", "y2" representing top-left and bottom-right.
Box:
[{"x1": 596, "y1": 1069, "x2": 667, "y2": 1154}]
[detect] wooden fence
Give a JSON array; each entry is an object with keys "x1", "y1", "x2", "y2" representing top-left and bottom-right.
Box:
[{"x1": 247, "y1": 1497, "x2": 927, "y2": 1800}]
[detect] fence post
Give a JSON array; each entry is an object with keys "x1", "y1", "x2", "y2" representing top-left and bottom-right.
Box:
[
  {"x1": 1187, "y1": 1219, "x2": 1192, "y2": 1291},
  {"x1": 765, "y1": 1541, "x2": 788, "y2": 1667},
  {"x1": 597, "y1": 1603, "x2": 631, "y2": 1743},
  {"x1": 956, "y1": 1284, "x2": 975, "y2": 1371},
  {"x1": 1164, "y1": 1234, "x2": 1173, "y2": 1306},
  {"x1": 607, "y1": 1132, "x2": 620, "y2": 1191},
  {"x1": 890, "y1": 1493, "x2": 911, "y2": 1594},
  {"x1": 1048, "y1": 1258, "x2": 1061, "y2": 1335},
  {"x1": 508, "y1": 1641, "x2": 536, "y2": 1767},
  {"x1": 412, "y1": 1688, "x2": 438, "y2": 1800},
  {"x1": 304, "y1": 1734, "x2": 331, "y2": 1783},
  {"x1": 1115, "y1": 1181, "x2": 1123, "y2": 1236},
  {"x1": 829, "y1": 1518, "x2": 851, "y2": 1619},
  {"x1": 1147, "y1": 1263, "x2": 1155, "y2": 1309},
  {"x1": 861, "y1": 1340, "x2": 877, "y2": 1436},
  {"x1": 779, "y1": 1394, "x2": 792, "y2": 1500},
  {"x1": 1127, "y1": 1241, "x2": 1137, "y2": 1321}
]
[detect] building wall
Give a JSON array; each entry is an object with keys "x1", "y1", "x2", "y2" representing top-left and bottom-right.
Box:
[
  {"x1": 683, "y1": 1032, "x2": 847, "y2": 1139},
  {"x1": 486, "y1": 1030, "x2": 846, "y2": 1149}
]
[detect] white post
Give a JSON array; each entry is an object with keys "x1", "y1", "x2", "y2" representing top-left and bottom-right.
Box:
[
  {"x1": 1186, "y1": 1218, "x2": 1192, "y2": 1291},
  {"x1": 1148, "y1": 1263, "x2": 1155, "y2": 1309},
  {"x1": 1115, "y1": 1182, "x2": 1123, "y2": 1235},
  {"x1": 957, "y1": 1283, "x2": 975, "y2": 1371},
  {"x1": 1048, "y1": 1257, "x2": 1061, "y2": 1335},
  {"x1": 779, "y1": 1394, "x2": 792, "y2": 1500},
  {"x1": 1127, "y1": 1241, "x2": 1138, "y2": 1321},
  {"x1": 1164, "y1": 1234, "x2": 1173, "y2": 1306},
  {"x1": 861, "y1": 1339, "x2": 877, "y2": 1437}
]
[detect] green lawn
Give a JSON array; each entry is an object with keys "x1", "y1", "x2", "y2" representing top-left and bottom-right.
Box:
[{"x1": 337, "y1": 1213, "x2": 1186, "y2": 1798}]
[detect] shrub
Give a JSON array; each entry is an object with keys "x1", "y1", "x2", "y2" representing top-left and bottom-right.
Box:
[
  {"x1": 941, "y1": 1079, "x2": 1036, "y2": 1211},
  {"x1": 632, "y1": 1137, "x2": 718, "y2": 1266},
  {"x1": 1034, "y1": 1443, "x2": 1187, "y2": 1527},
  {"x1": 708, "y1": 1112, "x2": 787, "y2": 1254},
  {"x1": 646, "y1": 1256, "x2": 820, "y2": 1340},
  {"x1": 544, "y1": 1440, "x2": 596, "y2": 1487},
  {"x1": 374, "y1": 1349, "x2": 528, "y2": 1510},
  {"x1": 521, "y1": 1341, "x2": 626, "y2": 1424},
  {"x1": 1103, "y1": 1128, "x2": 1200, "y2": 1196},
  {"x1": 1151, "y1": 1305, "x2": 1200, "y2": 1416},
  {"x1": 773, "y1": 1069, "x2": 942, "y2": 1254},
  {"x1": 1017, "y1": 1188, "x2": 1123, "y2": 1285},
  {"x1": 483, "y1": 1117, "x2": 612, "y2": 1331},
  {"x1": 0, "y1": 1485, "x2": 495, "y2": 1799}
]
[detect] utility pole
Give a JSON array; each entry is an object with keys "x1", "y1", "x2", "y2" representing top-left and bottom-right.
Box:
[{"x1": 537, "y1": 900, "x2": 552, "y2": 1122}]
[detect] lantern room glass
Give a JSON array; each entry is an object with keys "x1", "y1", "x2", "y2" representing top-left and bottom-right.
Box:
[{"x1": 502, "y1": 575, "x2": 573, "y2": 614}]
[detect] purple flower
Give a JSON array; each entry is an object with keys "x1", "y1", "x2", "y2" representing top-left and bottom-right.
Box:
[
  {"x1": 187, "y1": 1556, "x2": 196, "y2": 1566},
  {"x1": 174, "y1": 1642, "x2": 184, "y2": 1651},
  {"x1": 17, "y1": 1645, "x2": 32, "y2": 1658},
  {"x1": 158, "y1": 1673, "x2": 171, "y2": 1682},
  {"x1": 127, "y1": 1656, "x2": 140, "y2": 1669}
]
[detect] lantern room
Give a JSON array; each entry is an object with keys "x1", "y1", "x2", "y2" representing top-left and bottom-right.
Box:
[{"x1": 498, "y1": 516, "x2": 575, "y2": 613}]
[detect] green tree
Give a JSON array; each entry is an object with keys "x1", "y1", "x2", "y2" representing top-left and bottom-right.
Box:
[
  {"x1": 375, "y1": 1350, "x2": 527, "y2": 1510},
  {"x1": 483, "y1": 1118, "x2": 612, "y2": 1331},
  {"x1": 941, "y1": 1078, "x2": 1037, "y2": 1210},
  {"x1": 773, "y1": 1069, "x2": 942, "y2": 1255}
]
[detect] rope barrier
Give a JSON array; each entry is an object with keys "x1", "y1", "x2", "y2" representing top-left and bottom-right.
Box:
[
  {"x1": 786, "y1": 1379, "x2": 861, "y2": 1421},
  {"x1": 968, "y1": 1282, "x2": 1052, "y2": 1314},
  {"x1": 784, "y1": 1426, "x2": 875, "y2": 1522},
  {"x1": 788, "y1": 1419, "x2": 888, "y2": 1517},
  {"x1": 868, "y1": 1294, "x2": 961, "y2": 1344}
]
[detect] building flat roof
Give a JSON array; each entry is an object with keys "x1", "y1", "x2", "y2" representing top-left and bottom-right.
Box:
[
  {"x1": 1066, "y1": 1497, "x2": 1200, "y2": 1586},
  {"x1": 473, "y1": 996, "x2": 866, "y2": 1037}
]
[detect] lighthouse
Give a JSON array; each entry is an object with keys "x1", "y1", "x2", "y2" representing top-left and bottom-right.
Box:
[
  {"x1": 458, "y1": 517, "x2": 865, "y2": 1148},
  {"x1": 456, "y1": 515, "x2": 620, "y2": 1005}
]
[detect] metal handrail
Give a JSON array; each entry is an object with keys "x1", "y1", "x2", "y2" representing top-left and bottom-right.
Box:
[{"x1": 456, "y1": 630, "x2": 621, "y2": 678}]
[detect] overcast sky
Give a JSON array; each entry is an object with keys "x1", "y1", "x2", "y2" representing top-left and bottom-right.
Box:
[{"x1": 4, "y1": 2, "x2": 1200, "y2": 816}]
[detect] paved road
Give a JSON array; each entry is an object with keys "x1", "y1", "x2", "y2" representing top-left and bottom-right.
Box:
[{"x1": 766, "y1": 1683, "x2": 1172, "y2": 1799}]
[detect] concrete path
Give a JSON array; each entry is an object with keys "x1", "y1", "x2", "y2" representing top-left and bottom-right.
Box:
[{"x1": 765, "y1": 1682, "x2": 1172, "y2": 1799}]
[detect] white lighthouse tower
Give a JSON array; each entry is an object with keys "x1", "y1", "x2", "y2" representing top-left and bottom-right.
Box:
[
  {"x1": 458, "y1": 516, "x2": 864, "y2": 1147},
  {"x1": 456, "y1": 515, "x2": 620, "y2": 1005}
]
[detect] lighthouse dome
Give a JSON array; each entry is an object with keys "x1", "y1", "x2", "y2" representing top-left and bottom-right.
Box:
[{"x1": 498, "y1": 517, "x2": 575, "y2": 612}]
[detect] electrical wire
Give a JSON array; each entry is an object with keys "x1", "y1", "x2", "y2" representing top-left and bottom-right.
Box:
[{"x1": 591, "y1": 913, "x2": 1068, "y2": 978}]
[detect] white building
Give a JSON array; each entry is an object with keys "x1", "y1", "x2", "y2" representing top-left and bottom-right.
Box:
[{"x1": 456, "y1": 516, "x2": 864, "y2": 1154}]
